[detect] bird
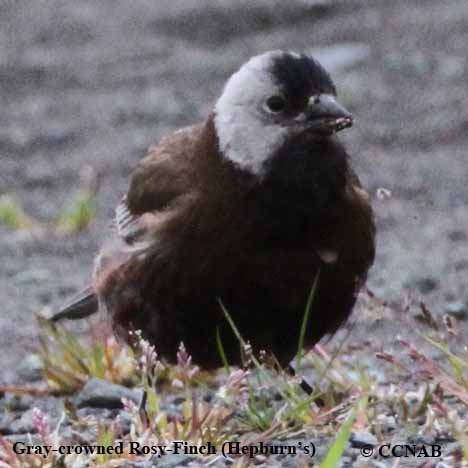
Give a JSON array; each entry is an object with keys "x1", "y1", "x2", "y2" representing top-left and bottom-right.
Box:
[{"x1": 53, "y1": 50, "x2": 376, "y2": 369}]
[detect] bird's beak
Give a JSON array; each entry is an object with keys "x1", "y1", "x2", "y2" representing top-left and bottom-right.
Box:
[{"x1": 302, "y1": 94, "x2": 353, "y2": 134}]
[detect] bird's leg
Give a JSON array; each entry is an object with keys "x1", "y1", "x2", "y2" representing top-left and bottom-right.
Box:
[
  {"x1": 138, "y1": 388, "x2": 149, "y2": 428},
  {"x1": 287, "y1": 364, "x2": 314, "y2": 395}
]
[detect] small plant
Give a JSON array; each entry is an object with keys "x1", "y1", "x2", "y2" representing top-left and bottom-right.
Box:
[
  {"x1": 38, "y1": 316, "x2": 137, "y2": 393},
  {"x1": 56, "y1": 189, "x2": 97, "y2": 234},
  {"x1": 56, "y1": 166, "x2": 99, "y2": 235},
  {"x1": 0, "y1": 195, "x2": 34, "y2": 230},
  {"x1": 0, "y1": 167, "x2": 99, "y2": 236}
]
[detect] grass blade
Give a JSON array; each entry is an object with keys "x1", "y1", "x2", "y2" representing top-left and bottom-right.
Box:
[
  {"x1": 296, "y1": 272, "x2": 320, "y2": 372},
  {"x1": 321, "y1": 411, "x2": 356, "y2": 468},
  {"x1": 219, "y1": 300, "x2": 288, "y2": 400},
  {"x1": 0, "y1": 195, "x2": 33, "y2": 230},
  {"x1": 216, "y1": 327, "x2": 230, "y2": 374},
  {"x1": 321, "y1": 397, "x2": 367, "y2": 468},
  {"x1": 218, "y1": 299, "x2": 262, "y2": 370}
]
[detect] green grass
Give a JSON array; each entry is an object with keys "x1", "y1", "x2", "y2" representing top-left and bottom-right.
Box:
[
  {"x1": 37, "y1": 316, "x2": 137, "y2": 392},
  {"x1": 56, "y1": 189, "x2": 96, "y2": 234},
  {"x1": 2, "y1": 293, "x2": 467, "y2": 467},
  {"x1": 216, "y1": 326, "x2": 230, "y2": 374},
  {"x1": 321, "y1": 401, "x2": 360, "y2": 468},
  {"x1": 0, "y1": 171, "x2": 98, "y2": 235},
  {"x1": 296, "y1": 272, "x2": 320, "y2": 373},
  {"x1": 0, "y1": 195, "x2": 34, "y2": 230}
]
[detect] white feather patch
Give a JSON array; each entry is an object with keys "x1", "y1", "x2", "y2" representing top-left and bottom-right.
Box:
[
  {"x1": 317, "y1": 249, "x2": 339, "y2": 264},
  {"x1": 214, "y1": 52, "x2": 289, "y2": 176}
]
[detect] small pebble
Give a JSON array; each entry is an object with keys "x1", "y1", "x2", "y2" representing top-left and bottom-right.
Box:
[
  {"x1": 406, "y1": 276, "x2": 439, "y2": 294},
  {"x1": 150, "y1": 454, "x2": 196, "y2": 468},
  {"x1": 9, "y1": 409, "x2": 37, "y2": 434},
  {"x1": 4, "y1": 394, "x2": 34, "y2": 412},
  {"x1": 17, "y1": 353, "x2": 44, "y2": 382},
  {"x1": 445, "y1": 301, "x2": 468, "y2": 320},
  {"x1": 350, "y1": 431, "x2": 378, "y2": 448},
  {"x1": 75, "y1": 378, "x2": 141, "y2": 409}
]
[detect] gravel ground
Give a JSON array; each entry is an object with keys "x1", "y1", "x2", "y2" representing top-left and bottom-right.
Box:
[{"x1": 1, "y1": 0, "x2": 467, "y2": 428}]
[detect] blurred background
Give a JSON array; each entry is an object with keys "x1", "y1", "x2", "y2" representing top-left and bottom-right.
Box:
[{"x1": 1, "y1": 0, "x2": 467, "y2": 382}]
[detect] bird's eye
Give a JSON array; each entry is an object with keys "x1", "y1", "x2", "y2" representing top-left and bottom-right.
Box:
[{"x1": 265, "y1": 95, "x2": 286, "y2": 113}]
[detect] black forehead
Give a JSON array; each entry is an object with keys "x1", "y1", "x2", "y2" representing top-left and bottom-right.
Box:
[{"x1": 270, "y1": 53, "x2": 336, "y2": 100}]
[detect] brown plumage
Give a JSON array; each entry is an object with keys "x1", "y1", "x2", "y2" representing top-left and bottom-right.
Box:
[{"x1": 55, "y1": 51, "x2": 375, "y2": 368}]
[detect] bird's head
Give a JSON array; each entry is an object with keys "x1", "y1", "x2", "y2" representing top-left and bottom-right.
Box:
[{"x1": 214, "y1": 50, "x2": 352, "y2": 177}]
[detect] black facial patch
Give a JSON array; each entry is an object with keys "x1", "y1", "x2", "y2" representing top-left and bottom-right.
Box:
[{"x1": 271, "y1": 53, "x2": 336, "y2": 114}]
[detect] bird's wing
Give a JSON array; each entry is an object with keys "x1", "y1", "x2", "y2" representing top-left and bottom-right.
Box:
[
  {"x1": 115, "y1": 124, "x2": 203, "y2": 244},
  {"x1": 51, "y1": 124, "x2": 203, "y2": 322}
]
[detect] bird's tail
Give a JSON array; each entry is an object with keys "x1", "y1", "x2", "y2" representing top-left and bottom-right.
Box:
[{"x1": 50, "y1": 285, "x2": 98, "y2": 322}]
